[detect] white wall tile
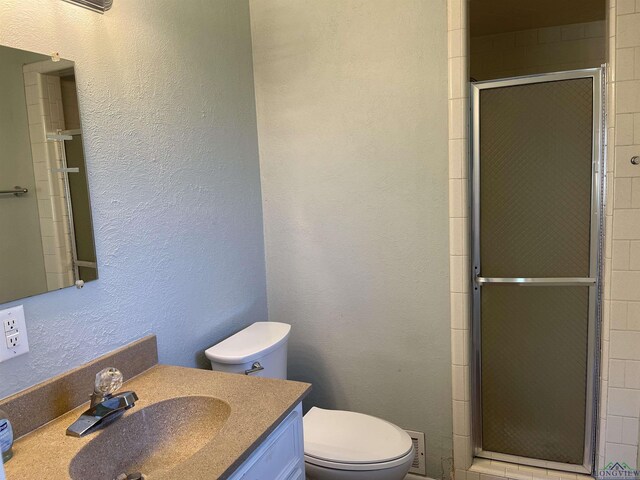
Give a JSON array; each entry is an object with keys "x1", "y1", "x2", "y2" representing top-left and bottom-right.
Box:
[
  {"x1": 561, "y1": 24, "x2": 586, "y2": 40},
  {"x1": 617, "y1": 48, "x2": 635, "y2": 80},
  {"x1": 453, "y1": 400, "x2": 471, "y2": 436},
  {"x1": 450, "y1": 138, "x2": 467, "y2": 179},
  {"x1": 451, "y1": 292, "x2": 470, "y2": 330},
  {"x1": 607, "y1": 216, "x2": 615, "y2": 257},
  {"x1": 617, "y1": 114, "x2": 635, "y2": 144},
  {"x1": 602, "y1": 378, "x2": 610, "y2": 421},
  {"x1": 617, "y1": 81, "x2": 640, "y2": 114},
  {"x1": 611, "y1": 359, "x2": 627, "y2": 386},
  {"x1": 630, "y1": 240, "x2": 640, "y2": 269},
  {"x1": 450, "y1": 178, "x2": 465, "y2": 218},
  {"x1": 586, "y1": 21, "x2": 607, "y2": 38},
  {"x1": 450, "y1": 217, "x2": 468, "y2": 256},
  {"x1": 453, "y1": 434, "x2": 472, "y2": 470},
  {"x1": 506, "y1": 467, "x2": 533, "y2": 480},
  {"x1": 613, "y1": 209, "x2": 640, "y2": 238},
  {"x1": 626, "y1": 360, "x2": 640, "y2": 388},
  {"x1": 452, "y1": 364, "x2": 470, "y2": 401},
  {"x1": 450, "y1": 56, "x2": 465, "y2": 100},
  {"x1": 449, "y1": 98, "x2": 468, "y2": 140},
  {"x1": 450, "y1": 254, "x2": 468, "y2": 293},
  {"x1": 612, "y1": 301, "x2": 629, "y2": 329},
  {"x1": 603, "y1": 330, "x2": 611, "y2": 370},
  {"x1": 615, "y1": 179, "x2": 633, "y2": 208},
  {"x1": 613, "y1": 240, "x2": 631, "y2": 269},
  {"x1": 605, "y1": 442, "x2": 638, "y2": 466},
  {"x1": 480, "y1": 475, "x2": 507, "y2": 480},
  {"x1": 622, "y1": 417, "x2": 639, "y2": 445},
  {"x1": 619, "y1": 0, "x2": 638, "y2": 15},
  {"x1": 516, "y1": 30, "x2": 538, "y2": 46},
  {"x1": 538, "y1": 26, "x2": 562, "y2": 44},
  {"x1": 632, "y1": 178, "x2": 640, "y2": 207},
  {"x1": 449, "y1": 28, "x2": 464, "y2": 58},
  {"x1": 452, "y1": 328, "x2": 469, "y2": 366},
  {"x1": 448, "y1": 0, "x2": 462, "y2": 31},
  {"x1": 608, "y1": 387, "x2": 640, "y2": 416},
  {"x1": 607, "y1": 415, "x2": 624, "y2": 442},
  {"x1": 634, "y1": 47, "x2": 640, "y2": 78},
  {"x1": 471, "y1": 459, "x2": 506, "y2": 475},
  {"x1": 611, "y1": 271, "x2": 640, "y2": 300},
  {"x1": 611, "y1": 330, "x2": 640, "y2": 359},
  {"x1": 467, "y1": 470, "x2": 480, "y2": 480},
  {"x1": 628, "y1": 302, "x2": 640, "y2": 330},
  {"x1": 634, "y1": 113, "x2": 640, "y2": 143},
  {"x1": 615, "y1": 145, "x2": 640, "y2": 176},
  {"x1": 618, "y1": 13, "x2": 640, "y2": 48}
]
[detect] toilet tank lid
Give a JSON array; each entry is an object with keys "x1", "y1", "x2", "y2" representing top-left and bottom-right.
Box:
[{"x1": 205, "y1": 322, "x2": 291, "y2": 364}]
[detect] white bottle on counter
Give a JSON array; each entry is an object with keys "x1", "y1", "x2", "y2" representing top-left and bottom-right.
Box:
[{"x1": 0, "y1": 409, "x2": 12, "y2": 464}]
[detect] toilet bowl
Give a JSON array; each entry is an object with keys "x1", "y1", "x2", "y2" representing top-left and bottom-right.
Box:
[{"x1": 205, "y1": 322, "x2": 415, "y2": 480}]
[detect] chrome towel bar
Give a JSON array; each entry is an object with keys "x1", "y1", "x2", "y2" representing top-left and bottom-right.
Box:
[{"x1": 0, "y1": 187, "x2": 28, "y2": 196}]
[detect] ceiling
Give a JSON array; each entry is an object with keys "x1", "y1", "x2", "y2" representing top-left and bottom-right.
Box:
[{"x1": 470, "y1": 0, "x2": 607, "y2": 36}]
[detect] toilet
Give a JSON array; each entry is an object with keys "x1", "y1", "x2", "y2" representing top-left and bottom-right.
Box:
[{"x1": 205, "y1": 322, "x2": 414, "y2": 480}]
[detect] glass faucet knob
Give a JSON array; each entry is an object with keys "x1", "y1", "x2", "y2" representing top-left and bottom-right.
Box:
[{"x1": 94, "y1": 367, "x2": 124, "y2": 395}]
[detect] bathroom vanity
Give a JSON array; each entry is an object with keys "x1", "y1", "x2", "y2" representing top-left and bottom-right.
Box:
[{"x1": 1, "y1": 338, "x2": 310, "y2": 479}]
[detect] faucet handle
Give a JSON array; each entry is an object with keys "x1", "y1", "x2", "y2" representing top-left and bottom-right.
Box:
[{"x1": 94, "y1": 367, "x2": 123, "y2": 395}]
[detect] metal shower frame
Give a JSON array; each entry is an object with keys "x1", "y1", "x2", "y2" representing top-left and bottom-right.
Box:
[{"x1": 469, "y1": 67, "x2": 606, "y2": 474}]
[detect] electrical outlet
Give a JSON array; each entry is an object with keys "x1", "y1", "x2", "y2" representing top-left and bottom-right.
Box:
[
  {"x1": 3, "y1": 318, "x2": 16, "y2": 333},
  {"x1": 6, "y1": 332, "x2": 19, "y2": 349},
  {"x1": 0, "y1": 306, "x2": 29, "y2": 363}
]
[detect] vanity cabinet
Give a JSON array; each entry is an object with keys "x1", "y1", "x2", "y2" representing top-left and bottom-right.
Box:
[{"x1": 229, "y1": 403, "x2": 305, "y2": 480}]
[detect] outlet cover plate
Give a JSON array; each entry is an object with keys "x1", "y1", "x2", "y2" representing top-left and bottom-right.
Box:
[{"x1": 0, "y1": 305, "x2": 29, "y2": 363}]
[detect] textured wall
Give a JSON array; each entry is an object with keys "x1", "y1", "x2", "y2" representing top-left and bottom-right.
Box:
[
  {"x1": 250, "y1": 1, "x2": 452, "y2": 477},
  {"x1": 0, "y1": 0, "x2": 266, "y2": 399}
]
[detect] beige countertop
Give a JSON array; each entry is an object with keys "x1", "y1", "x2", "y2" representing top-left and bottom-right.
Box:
[{"x1": 4, "y1": 365, "x2": 311, "y2": 480}]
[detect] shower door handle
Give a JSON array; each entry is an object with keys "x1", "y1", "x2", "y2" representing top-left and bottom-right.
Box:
[{"x1": 475, "y1": 276, "x2": 596, "y2": 286}]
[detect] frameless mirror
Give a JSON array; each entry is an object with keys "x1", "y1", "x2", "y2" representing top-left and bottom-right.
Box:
[{"x1": 1, "y1": 45, "x2": 97, "y2": 304}]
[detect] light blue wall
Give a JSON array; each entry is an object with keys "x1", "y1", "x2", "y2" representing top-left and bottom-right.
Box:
[
  {"x1": 250, "y1": 1, "x2": 452, "y2": 477},
  {"x1": 0, "y1": 0, "x2": 267, "y2": 399}
]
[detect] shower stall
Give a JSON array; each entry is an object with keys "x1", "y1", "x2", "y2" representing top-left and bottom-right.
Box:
[{"x1": 470, "y1": 68, "x2": 605, "y2": 473}]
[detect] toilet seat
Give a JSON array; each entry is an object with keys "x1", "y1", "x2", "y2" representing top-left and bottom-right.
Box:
[
  {"x1": 305, "y1": 448, "x2": 415, "y2": 471},
  {"x1": 303, "y1": 407, "x2": 414, "y2": 471}
]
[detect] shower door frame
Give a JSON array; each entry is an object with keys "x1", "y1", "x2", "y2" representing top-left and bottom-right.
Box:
[{"x1": 470, "y1": 68, "x2": 605, "y2": 474}]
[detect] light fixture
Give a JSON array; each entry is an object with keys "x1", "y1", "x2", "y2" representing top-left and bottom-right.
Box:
[{"x1": 62, "y1": 0, "x2": 113, "y2": 14}]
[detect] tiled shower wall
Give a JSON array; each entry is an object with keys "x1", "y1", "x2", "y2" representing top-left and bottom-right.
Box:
[
  {"x1": 470, "y1": 21, "x2": 606, "y2": 81},
  {"x1": 447, "y1": 0, "x2": 473, "y2": 475},
  {"x1": 604, "y1": 0, "x2": 640, "y2": 469},
  {"x1": 448, "y1": 0, "x2": 640, "y2": 478}
]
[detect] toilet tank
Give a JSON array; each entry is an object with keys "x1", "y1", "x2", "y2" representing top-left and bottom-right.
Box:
[{"x1": 205, "y1": 322, "x2": 291, "y2": 379}]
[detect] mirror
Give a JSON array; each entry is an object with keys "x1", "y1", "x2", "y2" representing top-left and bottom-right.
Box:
[{"x1": 0, "y1": 45, "x2": 97, "y2": 304}]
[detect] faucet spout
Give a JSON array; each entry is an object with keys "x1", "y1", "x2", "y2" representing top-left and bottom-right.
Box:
[{"x1": 66, "y1": 390, "x2": 138, "y2": 438}]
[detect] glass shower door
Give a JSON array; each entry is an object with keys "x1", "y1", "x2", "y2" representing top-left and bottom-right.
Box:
[{"x1": 470, "y1": 69, "x2": 604, "y2": 473}]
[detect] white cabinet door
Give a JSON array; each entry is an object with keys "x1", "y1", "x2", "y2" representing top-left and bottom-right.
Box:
[{"x1": 229, "y1": 403, "x2": 304, "y2": 480}]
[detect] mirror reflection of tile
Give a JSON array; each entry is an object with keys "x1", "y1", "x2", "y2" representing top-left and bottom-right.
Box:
[{"x1": 0, "y1": 46, "x2": 97, "y2": 305}]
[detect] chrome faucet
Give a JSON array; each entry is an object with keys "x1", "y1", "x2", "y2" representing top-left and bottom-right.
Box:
[{"x1": 66, "y1": 367, "x2": 138, "y2": 438}]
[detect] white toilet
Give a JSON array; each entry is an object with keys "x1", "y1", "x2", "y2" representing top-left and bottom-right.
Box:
[{"x1": 205, "y1": 322, "x2": 414, "y2": 480}]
